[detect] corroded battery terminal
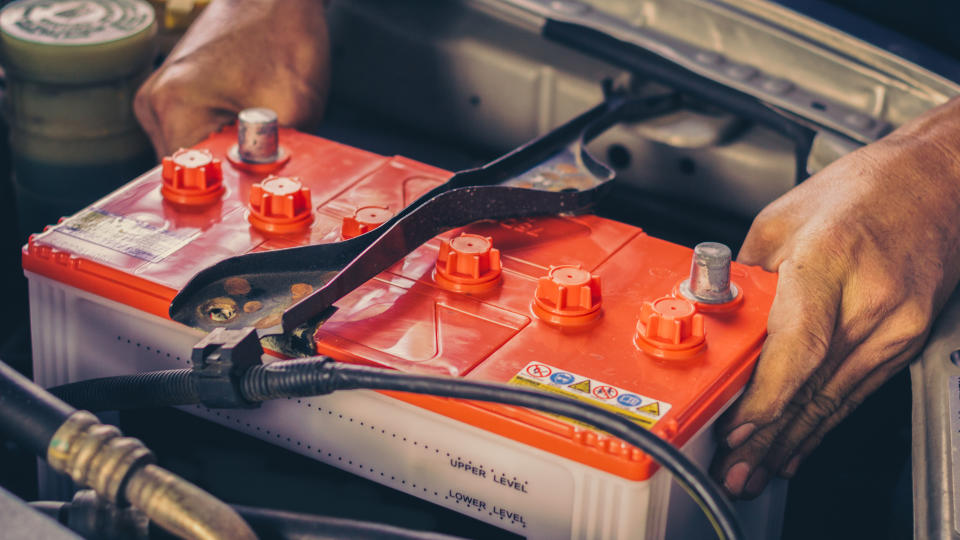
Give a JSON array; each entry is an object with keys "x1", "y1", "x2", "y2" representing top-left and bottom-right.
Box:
[{"x1": 679, "y1": 242, "x2": 739, "y2": 304}]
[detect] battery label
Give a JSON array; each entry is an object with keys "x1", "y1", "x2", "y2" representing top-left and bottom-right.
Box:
[
  {"x1": 51, "y1": 209, "x2": 197, "y2": 263},
  {"x1": 509, "y1": 361, "x2": 672, "y2": 429}
]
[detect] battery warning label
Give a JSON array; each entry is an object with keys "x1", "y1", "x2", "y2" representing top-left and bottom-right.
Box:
[
  {"x1": 51, "y1": 209, "x2": 197, "y2": 263},
  {"x1": 509, "y1": 361, "x2": 671, "y2": 429}
]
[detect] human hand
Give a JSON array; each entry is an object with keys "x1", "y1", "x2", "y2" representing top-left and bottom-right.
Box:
[
  {"x1": 712, "y1": 97, "x2": 960, "y2": 498},
  {"x1": 135, "y1": 0, "x2": 331, "y2": 158}
]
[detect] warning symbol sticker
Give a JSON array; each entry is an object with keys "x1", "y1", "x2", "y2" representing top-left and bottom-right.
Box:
[
  {"x1": 568, "y1": 379, "x2": 591, "y2": 394},
  {"x1": 593, "y1": 385, "x2": 619, "y2": 401},
  {"x1": 525, "y1": 364, "x2": 552, "y2": 378},
  {"x1": 509, "y1": 361, "x2": 672, "y2": 429},
  {"x1": 638, "y1": 401, "x2": 661, "y2": 416}
]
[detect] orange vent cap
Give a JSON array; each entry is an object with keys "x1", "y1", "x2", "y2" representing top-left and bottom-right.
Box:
[
  {"x1": 248, "y1": 176, "x2": 314, "y2": 233},
  {"x1": 161, "y1": 148, "x2": 224, "y2": 206},
  {"x1": 435, "y1": 233, "x2": 502, "y2": 293}
]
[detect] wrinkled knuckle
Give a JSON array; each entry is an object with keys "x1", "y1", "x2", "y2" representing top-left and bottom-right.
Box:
[
  {"x1": 748, "y1": 208, "x2": 777, "y2": 238},
  {"x1": 896, "y1": 300, "x2": 933, "y2": 337},
  {"x1": 740, "y1": 211, "x2": 782, "y2": 265},
  {"x1": 755, "y1": 216, "x2": 783, "y2": 241},
  {"x1": 780, "y1": 397, "x2": 806, "y2": 420},
  {"x1": 791, "y1": 383, "x2": 817, "y2": 407},
  {"x1": 790, "y1": 408, "x2": 822, "y2": 437},
  {"x1": 878, "y1": 301, "x2": 933, "y2": 355},
  {"x1": 746, "y1": 426, "x2": 778, "y2": 452},
  {"x1": 793, "y1": 326, "x2": 831, "y2": 362},
  {"x1": 807, "y1": 391, "x2": 842, "y2": 420},
  {"x1": 144, "y1": 66, "x2": 197, "y2": 109},
  {"x1": 854, "y1": 293, "x2": 895, "y2": 326}
]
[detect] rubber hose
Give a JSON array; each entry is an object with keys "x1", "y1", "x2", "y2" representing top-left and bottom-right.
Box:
[{"x1": 0, "y1": 360, "x2": 75, "y2": 455}]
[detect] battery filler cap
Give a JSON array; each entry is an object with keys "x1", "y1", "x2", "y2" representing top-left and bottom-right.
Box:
[
  {"x1": 435, "y1": 233, "x2": 502, "y2": 293},
  {"x1": 341, "y1": 205, "x2": 394, "y2": 239},
  {"x1": 248, "y1": 175, "x2": 314, "y2": 233},
  {"x1": 532, "y1": 265, "x2": 602, "y2": 326},
  {"x1": 635, "y1": 296, "x2": 706, "y2": 360},
  {"x1": 161, "y1": 148, "x2": 224, "y2": 206}
]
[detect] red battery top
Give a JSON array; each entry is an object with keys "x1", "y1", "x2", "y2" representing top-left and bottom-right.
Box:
[{"x1": 23, "y1": 126, "x2": 777, "y2": 481}]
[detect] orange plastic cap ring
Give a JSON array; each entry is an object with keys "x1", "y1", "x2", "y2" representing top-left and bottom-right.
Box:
[
  {"x1": 435, "y1": 233, "x2": 502, "y2": 293},
  {"x1": 248, "y1": 175, "x2": 314, "y2": 234},
  {"x1": 341, "y1": 205, "x2": 394, "y2": 239},
  {"x1": 532, "y1": 265, "x2": 602, "y2": 327},
  {"x1": 635, "y1": 296, "x2": 706, "y2": 360},
  {"x1": 161, "y1": 148, "x2": 224, "y2": 206}
]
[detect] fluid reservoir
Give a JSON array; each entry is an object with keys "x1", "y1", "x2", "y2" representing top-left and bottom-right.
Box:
[{"x1": 0, "y1": 0, "x2": 157, "y2": 239}]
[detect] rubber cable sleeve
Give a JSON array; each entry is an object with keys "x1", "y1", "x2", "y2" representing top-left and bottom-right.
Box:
[{"x1": 0, "y1": 360, "x2": 75, "y2": 456}]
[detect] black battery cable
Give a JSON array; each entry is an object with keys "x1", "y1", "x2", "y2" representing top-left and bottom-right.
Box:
[{"x1": 50, "y1": 354, "x2": 744, "y2": 540}]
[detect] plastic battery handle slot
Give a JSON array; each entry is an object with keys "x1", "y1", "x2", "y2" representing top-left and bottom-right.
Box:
[{"x1": 169, "y1": 92, "x2": 680, "y2": 335}]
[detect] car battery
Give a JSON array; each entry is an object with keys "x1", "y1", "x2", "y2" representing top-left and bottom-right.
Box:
[{"x1": 24, "y1": 120, "x2": 785, "y2": 539}]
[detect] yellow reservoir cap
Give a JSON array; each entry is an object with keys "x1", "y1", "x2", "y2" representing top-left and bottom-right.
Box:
[{"x1": 0, "y1": 0, "x2": 157, "y2": 84}]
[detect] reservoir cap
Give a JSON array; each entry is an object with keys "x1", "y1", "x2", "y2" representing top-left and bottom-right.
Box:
[{"x1": 0, "y1": 0, "x2": 156, "y2": 83}]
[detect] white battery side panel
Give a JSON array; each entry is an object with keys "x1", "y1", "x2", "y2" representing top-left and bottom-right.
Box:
[{"x1": 28, "y1": 272, "x2": 784, "y2": 539}]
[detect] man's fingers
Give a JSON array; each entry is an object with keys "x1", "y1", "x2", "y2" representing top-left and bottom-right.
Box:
[
  {"x1": 780, "y1": 299, "x2": 930, "y2": 469},
  {"x1": 136, "y1": 95, "x2": 233, "y2": 158},
  {"x1": 718, "y1": 259, "x2": 841, "y2": 441},
  {"x1": 711, "y1": 398, "x2": 805, "y2": 497},
  {"x1": 162, "y1": 108, "x2": 235, "y2": 157},
  {"x1": 776, "y1": 339, "x2": 924, "y2": 478},
  {"x1": 134, "y1": 62, "x2": 240, "y2": 157},
  {"x1": 710, "y1": 259, "x2": 846, "y2": 499},
  {"x1": 761, "y1": 319, "x2": 915, "y2": 473}
]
